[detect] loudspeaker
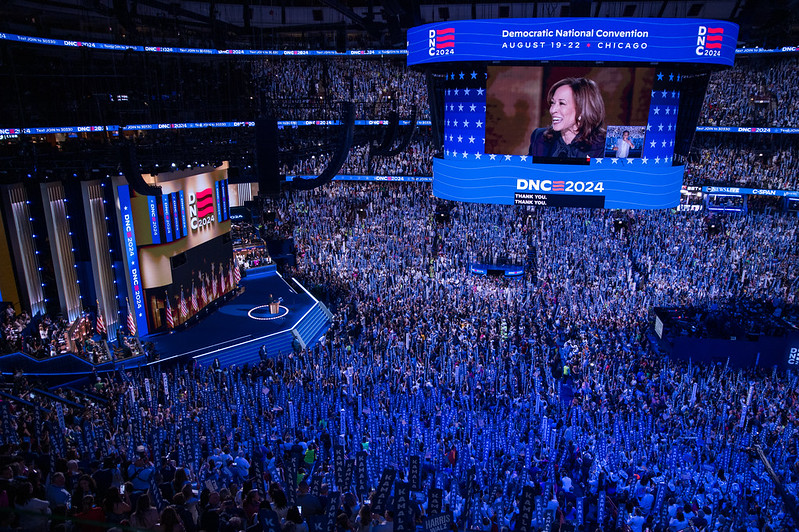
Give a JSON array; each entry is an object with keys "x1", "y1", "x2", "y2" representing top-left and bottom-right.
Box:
[{"x1": 255, "y1": 117, "x2": 280, "y2": 196}]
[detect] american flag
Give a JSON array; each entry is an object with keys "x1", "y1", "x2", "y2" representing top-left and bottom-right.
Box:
[
  {"x1": 191, "y1": 281, "x2": 199, "y2": 313},
  {"x1": 219, "y1": 267, "x2": 226, "y2": 295},
  {"x1": 96, "y1": 299, "x2": 106, "y2": 336},
  {"x1": 179, "y1": 287, "x2": 189, "y2": 319},
  {"x1": 201, "y1": 274, "x2": 209, "y2": 306},
  {"x1": 165, "y1": 292, "x2": 175, "y2": 329},
  {"x1": 126, "y1": 298, "x2": 137, "y2": 336},
  {"x1": 211, "y1": 268, "x2": 218, "y2": 299},
  {"x1": 233, "y1": 261, "x2": 241, "y2": 285},
  {"x1": 227, "y1": 262, "x2": 234, "y2": 291}
]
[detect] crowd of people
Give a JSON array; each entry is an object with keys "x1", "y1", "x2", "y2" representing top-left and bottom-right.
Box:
[
  {"x1": 699, "y1": 57, "x2": 799, "y2": 128},
  {"x1": 684, "y1": 135, "x2": 799, "y2": 191},
  {"x1": 3, "y1": 182, "x2": 799, "y2": 532},
  {"x1": 253, "y1": 57, "x2": 429, "y2": 121}
]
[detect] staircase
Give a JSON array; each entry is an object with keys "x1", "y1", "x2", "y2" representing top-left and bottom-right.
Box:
[
  {"x1": 193, "y1": 330, "x2": 294, "y2": 368},
  {"x1": 292, "y1": 304, "x2": 331, "y2": 350}
]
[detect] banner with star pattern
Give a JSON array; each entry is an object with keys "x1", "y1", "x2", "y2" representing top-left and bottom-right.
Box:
[{"x1": 430, "y1": 66, "x2": 688, "y2": 209}]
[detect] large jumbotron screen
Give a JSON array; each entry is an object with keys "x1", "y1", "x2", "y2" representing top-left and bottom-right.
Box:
[{"x1": 407, "y1": 18, "x2": 739, "y2": 209}]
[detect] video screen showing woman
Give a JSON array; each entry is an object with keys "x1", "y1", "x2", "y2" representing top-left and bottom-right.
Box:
[{"x1": 486, "y1": 66, "x2": 654, "y2": 162}]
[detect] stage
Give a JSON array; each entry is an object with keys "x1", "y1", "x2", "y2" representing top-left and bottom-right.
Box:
[{"x1": 0, "y1": 267, "x2": 332, "y2": 378}]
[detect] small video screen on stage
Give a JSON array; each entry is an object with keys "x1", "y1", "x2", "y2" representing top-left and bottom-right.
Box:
[{"x1": 485, "y1": 66, "x2": 654, "y2": 162}]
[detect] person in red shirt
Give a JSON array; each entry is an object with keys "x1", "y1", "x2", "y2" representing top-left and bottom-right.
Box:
[{"x1": 74, "y1": 495, "x2": 106, "y2": 532}]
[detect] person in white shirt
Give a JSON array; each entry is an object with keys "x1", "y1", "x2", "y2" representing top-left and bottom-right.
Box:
[{"x1": 614, "y1": 131, "x2": 634, "y2": 158}]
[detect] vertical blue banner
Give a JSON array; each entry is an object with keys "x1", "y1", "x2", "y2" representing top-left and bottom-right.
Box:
[
  {"x1": 216, "y1": 180, "x2": 223, "y2": 221},
  {"x1": 147, "y1": 196, "x2": 161, "y2": 244},
  {"x1": 220, "y1": 179, "x2": 229, "y2": 221},
  {"x1": 117, "y1": 185, "x2": 149, "y2": 336},
  {"x1": 179, "y1": 191, "x2": 188, "y2": 235},
  {"x1": 170, "y1": 193, "x2": 181, "y2": 238},
  {"x1": 162, "y1": 194, "x2": 173, "y2": 243}
]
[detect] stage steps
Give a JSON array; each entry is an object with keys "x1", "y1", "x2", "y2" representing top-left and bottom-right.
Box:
[{"x1": 292, "y1": 304, "x2": 330, "y2": 349}]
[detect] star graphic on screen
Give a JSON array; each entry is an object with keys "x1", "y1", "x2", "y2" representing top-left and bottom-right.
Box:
[
  {"x1": 658, "y1": 124, "x2": 664, "y2": 131},
  {"x1": 654, "y1": 107, "x2": 660, "y2": 115},
  {"x1": 655, "y1": 157, "x2": 661, "y2": 164},
  {"x1": 462, "y1": 151, "x2": 468, "y2": 158},
  {"x1": 612, "y1": 158, "x2": 619, "y2": 164},
  {"x1": 470, "y1": 71, "x2": 477, "y2": 79},
  {"x1": 477, "y1": 88, "x2": 484, "y2": 95},
  {"x1": 449, "y1": 104, "x2": 454, "y2": 111},
  {"x1": 657, "y1": 72, "x2": 664, "y2": 81},
  {"x1": 662, "y1": 140, "x2": 667, "y2": 147},
  {"x1": 665, "y1": 107, "x2": 670, "y2": 115},
  {"x1": 445, "y1": 149, "x2": 450, "y2": 157},
  {"x1": 662, "y1": 90, "x2": 668, "y2": 98},
  {"x1": 446, "y1": 120, "x2": 451, "y2": 126},
  {"x1": 646, "y1": 124, "x2": 652, "y2": 131},
  {"x1": 651, "y1": 90, "x2": 657, "y2": 98},
  {"x1": 468, "y1": 136, "x2": 475, "y2": 143},
  {"x1": 470, "y1": 104, "x2": 476, "y2": 112},
  {"x1": 454, "y1": 89, "x2": 459, "y2": 96},
  {"x1": 464, "y1": 88, "x2": 470, "y2": 95},
  {"x1": 672, "y1": 91, "x2": 677, "y2": 98},
  {"x1": 459, "y1": 72, "x2": 465, "y2": 79},
  {"x1": 520, "y1": 155, "x2": 528, "y2": 162},
  {"x1": 626, "y1": 158, "x2": 634, "y2": 164},
  {"x1": 669, "y1": 73, "x2": 674, "y2": 81},
  {"x1": 445, "y1": 89, "x2": 450, "y2": 96},
  {"x1": 668, "y1": 124, "x2": 673, "y2": 131},
  {"x1": 457, "y1": 135, "x2": 463, "y2": 143},
  {"x1": 650, "y1": 141, "x2": 657, "y2": 148},
  {"x1": 641, "y1": 157, "x2": 648, "y2": 164},
  {"x1": 475, "y1": 153, "x2": 482, "y2": 159},
  {"x1": 476, "y1": 120, "x2": 483, "y2": 128},
  {"x1": 670, "y1": 140, "x2": 674, "y2": 147},
  {"x1": 594, "y1": 158, "x2": 603, "y2": 164},
  {"x1": 449, "y1": 135, "x2": 454, "y2": 142},
  {"x1": 453, "y1": 120, "x2": 459, "y2": 127},
  {"x1": 463, "y1": 120, "x2": 470, "y2": 127},
  {"x1": 489, "y1": 154, "x2": 497, "y2": 160},
  {"x1": 458, "y1": 104, "x2": 464, "y2": 111},
  {"x1": 504, "y1": 155, "x2": 512, "y2": 161}
]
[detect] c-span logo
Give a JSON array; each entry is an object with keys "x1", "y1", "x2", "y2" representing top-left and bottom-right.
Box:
[
  {"x1": 696, "y1": 25, "x2": 724, "y2": 56},
  {"x1": 188, "y1": 187, "x2": 215, "y2": 230},
  {"x1": 428, "y1": 27, "x2": 455, "y2": 57}
]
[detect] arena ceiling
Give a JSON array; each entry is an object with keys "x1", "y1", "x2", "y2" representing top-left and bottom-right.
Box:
[{"x1": 0, "y1": 0, "x2": 797, "y2": 48}]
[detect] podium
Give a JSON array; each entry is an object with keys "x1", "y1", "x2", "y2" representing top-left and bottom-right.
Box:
[{"x1": 269, "y1": 302, "x2": 280, "y2": 314}]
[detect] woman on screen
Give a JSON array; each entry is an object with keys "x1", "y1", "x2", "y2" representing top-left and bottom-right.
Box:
[
  {"x1": 528, "y1": 77, "x2": 606, "y2": 159},
  {"x1": 613, "y1": 130, "x2": 634, "y2": 158}
]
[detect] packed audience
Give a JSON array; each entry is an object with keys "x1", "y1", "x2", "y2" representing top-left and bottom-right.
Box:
[
  {"x1": 3, "y1": 182, "x2": 799, "y2": 532},
  {"x1": 699, "y1": 56, "x2": 799, "y2": 127},
  {"x1": 685, "y1": 135, "x2": 799, "y2": 191},
  {"x1": 253, "y1": 57, "x2": 429, "y2": 121}
]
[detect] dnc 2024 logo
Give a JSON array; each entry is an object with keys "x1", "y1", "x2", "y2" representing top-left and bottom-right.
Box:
[
  {"x1": 188, "y1": 187, "x2": 215, "y2": 230},
  {"x1": 428, "y1": 27, "x2": 455, "y2": 56},
  {"x1": 696, "y1": 25, "x2": 724, "y2": 56}
]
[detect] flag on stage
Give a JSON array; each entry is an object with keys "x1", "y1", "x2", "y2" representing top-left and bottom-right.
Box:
[
  {"x1": 96, "y1": 299, "x2": 106, "y2": 336},
  {"x1": 201, "y1": 274, "x2": 209, "y2": 306},
  {"x1": 165, "y1": 292, "x2": 175, "y2": 329},
  {"x1": 211, "y1": 265, "x2": 218, "y2": 298},
  {"x1": 228, "y1": 262, "x2": 235, "y2": 290},
  {"x1": 191, "y1": 281, "x2": 199, "y2": 313},
  {"x1": 219, "y1": 267, "x2": 226, "y2": 295},
  {"x1": 234, "y1": 260, "x2": 241, "y2": 285},
  {"x1": 179, "y1": 286, "x2": 189, "y2": 319},
  {"x1": 126, "y1": 298, "x2": 137, "y2": 335}
]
